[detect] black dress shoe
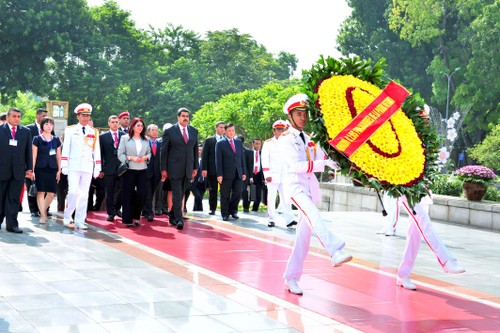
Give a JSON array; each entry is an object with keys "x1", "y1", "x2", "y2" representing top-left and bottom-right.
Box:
[
  {"x1": 7, "y1": 227, "x2": 23, "y2": 233},
  {"x1": 47, "y1": 212, "x2": 53, "y2": 217},
  {"x1": 231, "y1": 213, "x2": 239, "y2": 219},
  {"x1": 243, "y1": 209, "x2": 249, "y2": 213},
  {"x1": 146, "y1": 215, "x2": 154, "y2": 222},
  {"x1": 268, "y1": 221, "x2": 275, "y2": 227},
  {"x1": 176, "y1": 220, "x2": 184, "y2": 230},
  {"x1": 31, "y1": 212, "x2": 40, "y2": 217},
  {"x1": 286, "y1": 221, "x2": 298, "y2": 228},
  {"x1": 106, "y1": 215, "x2": 115, "y2": 221},
  {"x1": 116, "y1": 211, "x2": 123, "y2": 218},
  {"x1": 169, "y1": 219, "x2": 177, "y2": 226},
  {"x1": 124, "y1": 223, "x2": 134, "y2": 228},
  {"x1": 209, "y1": 211, "x2": 215, "y2": 215},
  {"x1": 182, "y1": 216, "x2": 188, "y2": 220},
  {"x1": 222, "y1": 216, "x2": 229, "y2": 221},
  {"x1": 155, "y1": 210, "x2": 162, "y2": 215}
]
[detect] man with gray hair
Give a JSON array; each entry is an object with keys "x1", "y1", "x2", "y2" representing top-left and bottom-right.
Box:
[{"x1": 143, "y1": 124, "x2": 161, "y2": 221}]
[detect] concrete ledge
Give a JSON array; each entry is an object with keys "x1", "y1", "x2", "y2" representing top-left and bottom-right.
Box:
[{"x1": 319, "y1": 182, "x2": 500, "y2": 231}]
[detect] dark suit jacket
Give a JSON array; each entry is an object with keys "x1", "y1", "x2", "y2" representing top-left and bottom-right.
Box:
[
  {"x1": 215, "y1": 137, "x2": 247, "y2": 180},
  {"x1": 99, "y1": 130, "x2": 124, "y2": 176},
  {"x1": 201, "y1": 135, "x2": 217, "y2": 176},
  {"x1": 0, "y1": 123, "x2": 33, "y2": 181},
  {"x1": 147, "y1": 138, "x2": 162, "y2": 180},
  {"x1": 248, "y1": 149, "x2": 264, "y2": 183},
  {"x1": 161, "y1": 123, "x2": 199, "y2": 180}
]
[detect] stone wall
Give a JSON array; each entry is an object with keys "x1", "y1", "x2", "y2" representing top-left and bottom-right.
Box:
[{"x1": 319, "y1": 176, "x2": 500, "y2": 231}]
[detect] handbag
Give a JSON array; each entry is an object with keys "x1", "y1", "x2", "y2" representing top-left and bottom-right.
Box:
[
  {"x1": 28, "y1": 183, "x2": 38, "y2": 197},
  {"x1": 117, "y1": 161, "x2": 129, "y2": 177}
]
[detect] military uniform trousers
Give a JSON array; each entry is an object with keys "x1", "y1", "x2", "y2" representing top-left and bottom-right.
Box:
[
  {"x1": 397, "y1": 195, "x2": 454, "y2": 278},
  {"x1": 64, "y1": 171, "x2": 93, "y2": 227},
  {"x1": 283, "y1": 191, "x2": 345, "y2": 281}
]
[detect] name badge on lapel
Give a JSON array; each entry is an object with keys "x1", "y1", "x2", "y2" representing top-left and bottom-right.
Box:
[{"x1": 9, "y1": 139, "x2": 18, "y2": 146}]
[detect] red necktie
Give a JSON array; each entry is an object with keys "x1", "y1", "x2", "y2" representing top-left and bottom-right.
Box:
[
  {"x1": 229, "y1": 139, "x2": 236, "y2": 153},
  {"x1": 254, "y1": 151, "x2": 259, "y2": 174},
  {"x1": 113, "y1": 132, "x2": 119, "y2": 148},
  {"x1": 151, "y1": 140, "x2": 157, "y2": 156},
  {"x1": 182, "y1": 127, "x2": 188, "y2": 144},
  {"x1": 11, "y1": 126, "x2": 16, "y2": 139}
]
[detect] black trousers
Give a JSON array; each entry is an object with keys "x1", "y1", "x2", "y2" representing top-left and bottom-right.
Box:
[
  {"x1": 0, "y1": 178, "x2": 24, "y2": 229},
  {"x1": 56, "y1": 173, "x2": 68, "y2": 212},
  {"x1": 170, "y1": 177, "x2": 190, "y2": 223},
  {"x1": 143, "y1": 175, "x2": 160, "y2": 217},
  {"x1": 220, "y1": 176, "x2": 242, "y2": 217},
  {"x1": 191, "y1": 181, "x2": 205, "y2": 211},
  {"x1": 206, "y1": 174, "x2": 219, "y2": 212},
  {"x1": 104, "y1": 174, "x2": 122, "y2": 216},
  {"x1": 121, "y1": 169, "x2": 147, "y2": 224},
  {"x1": 25, "y1": 177, "x2": 39, "y2": 213}
]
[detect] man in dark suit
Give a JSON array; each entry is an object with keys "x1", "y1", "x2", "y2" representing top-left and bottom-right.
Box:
[
  {"x1": 191, "y1": 144, "x2": 206, "y2": 211},
  {"x1": 0, "y1": 108, "x2": 33, "y2": 233},
  {"x1": 201, "y1": 121, "x2": 225, "y2": 215},
  {"x1": 240, "y1": 136, "x2": 253, "y2": 212},
  {"x1": 25, "y1": 108, "x2": 51, "y2": 217},
  {"x1": 99, "y1": 115, "x2": 124, "y2": 221},
  {"x1": 143, "y1": 124, "x2": 161, "y2": 221},
  {"x1": 161, "y1": 108, "x2": 199, "y2": 230},
  {"x1": 248, "y1": 138, "x2": 264, "y2": 212},
  {"x1": 215, "y1": 123, "x2": 247, "y2": 221}
]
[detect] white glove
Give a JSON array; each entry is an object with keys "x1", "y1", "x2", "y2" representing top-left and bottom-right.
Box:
[
  {"x1": 325, "y1": 159, "x2": 340, "y2": 170},
  {"x1": 61, "y1": 167, "x2": 68, "y2": 175}
]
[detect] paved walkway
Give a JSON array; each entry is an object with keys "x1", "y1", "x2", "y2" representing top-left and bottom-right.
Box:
[{"x1": 1, "y1": 195, "x2": 499, "y2": 332}]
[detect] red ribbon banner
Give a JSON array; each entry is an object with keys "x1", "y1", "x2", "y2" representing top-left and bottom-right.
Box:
[{"x1": 329, "y1": 81, "x2": 409, "y2": 157}]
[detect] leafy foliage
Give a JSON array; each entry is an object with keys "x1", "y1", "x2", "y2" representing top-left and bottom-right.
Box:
[
  {"x1": 468, "y1": 124, "x2": 500, "y2": 171},
  {"x1": 302, "y1": 56, "x2": 440, "y2": 208},
  {"x1": 191, "y1": 80, "x2": 301, "y2": 142}
]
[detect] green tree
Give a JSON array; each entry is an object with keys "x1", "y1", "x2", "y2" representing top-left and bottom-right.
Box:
[
  {"x1": 191, "y1": 80, "x2": 301, "y2": 142},
  {"x1": 388, "y1": 0, "x2": 498, "y2": 146},
  {"x1": 468, "y1": 124, "x2": 500, "y2": 171},
  {"x1": 337, "y1": 0, "x2": 434, "y2": 100},
  {"x1": 0, "y1": 0, "x2": 90, "y2": 103},
  {"x1": 0, "y1": 91, "x2": 43, "y2": 125}
]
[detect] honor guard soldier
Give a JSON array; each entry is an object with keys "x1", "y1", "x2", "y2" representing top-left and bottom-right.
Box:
[
  {"x1": 61, "y1": 103, "x2": 101, "y2": 229},
  {"x1": 261, "y1": 119, "x2": 297, "y2": 228},
  {"x1": 279, "y1": 94, "x2": 352, "y2": 295}
]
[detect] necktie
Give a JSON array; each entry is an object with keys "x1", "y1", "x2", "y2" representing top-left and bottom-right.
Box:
[
  {"x1": 11, "y1": 126, "x2": 16, "y2": 139},
  {"x1": 151, "y1": 140, "x2": 157, "y2": 156},
  {"x1": 113, "y1": 132, "x2": 119, "y2": 148},
  {"x1": 182, "y1": 127, "x2": 188, "y2": 144},
  {"x1": 254, "y1": 151, "x2": 259, "y2": 174},
  {"x1": 229, "y1": 139, "x2": 236, "y2": 153},
  {"x1": 299, "y1": 132, "x2": 305, "y2": 144},
  {"x1": 82, "y1": 126, "x2": 85, "y2": 135}
]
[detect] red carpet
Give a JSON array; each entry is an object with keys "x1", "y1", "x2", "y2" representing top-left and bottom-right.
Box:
[{"x1": 85, "y1": 211, "x2": 500, "y2": 333}]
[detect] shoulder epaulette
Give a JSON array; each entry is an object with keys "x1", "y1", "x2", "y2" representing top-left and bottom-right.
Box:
[{"x1": 265, "y1": 138, "x2": 273, "y2": 142}]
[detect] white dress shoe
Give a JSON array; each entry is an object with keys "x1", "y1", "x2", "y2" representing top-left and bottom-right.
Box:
[
  {"x1": 332, "y1": 250, "x2": 352, "y2": 267},
  {"x1": 385, "y1": 229, "x2": 396, "y2": 236},
  {"x1": 75, "y1": 223, "x2": 88, "y2": 230},
  {"x1": 443, "y1": 259, "x2": 465, "y2": 274},
  {"x1": 285, "y1": 279, "x2": 303, "y2": 295},
  {"x1": 396, "y1": 276, "x2": 417, "y2": 290},
  {"x1": 376, "y1": 227, "x2": 387, "y2": 234}
]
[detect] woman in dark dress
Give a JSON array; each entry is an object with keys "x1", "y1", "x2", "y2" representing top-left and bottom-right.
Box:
[{"x1": 32, "y1": 117, "x2": 62, "y2": 224}]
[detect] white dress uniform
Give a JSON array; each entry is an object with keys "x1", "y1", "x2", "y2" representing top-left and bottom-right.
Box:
[
  {"x1": 394, "y1": 194, "x2": 460, "y2": 279},
  {"x1": 61, "y1": 104, "x2": 101, "y2": 228},
  {"x1": 261, "y1": 135, "x2": 295, "y2": 225},
  {"x1": 279, "y1": 126, "x2": 347, "y2": 281}
]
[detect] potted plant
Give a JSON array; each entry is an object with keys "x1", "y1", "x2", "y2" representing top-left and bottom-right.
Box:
[{"x1": 454, "y1": 165, "x2": 497, "y2": 201}]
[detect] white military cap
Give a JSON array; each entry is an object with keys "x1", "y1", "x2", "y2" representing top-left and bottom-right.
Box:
[
  {"x1": 283, "y1": 93, "x2": 308, "y2": 114},
  {"x1": 272, "y1": 119, "x2": 287, "y2": 129},
  {"x1": 74, "y1": 103, "x2": 92, "y2": 115}
]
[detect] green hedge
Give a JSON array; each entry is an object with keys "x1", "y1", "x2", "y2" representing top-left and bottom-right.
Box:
[{"x1": 431, "y1": 174, "x2": 500, "y2": 202}]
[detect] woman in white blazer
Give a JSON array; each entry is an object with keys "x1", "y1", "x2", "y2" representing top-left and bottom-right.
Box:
[{"x1": 117, "y1": 117, "x2": 151, "y2": 227}]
